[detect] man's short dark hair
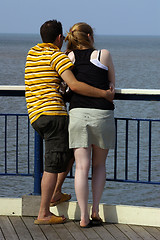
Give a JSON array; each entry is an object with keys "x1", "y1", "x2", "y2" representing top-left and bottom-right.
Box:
[{"x1": 40, "y1": 20, "x2": 62, "y2": 43}]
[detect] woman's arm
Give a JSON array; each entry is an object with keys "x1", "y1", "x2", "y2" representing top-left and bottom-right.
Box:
[{"x1": 100, "y1": 49, "x2": 115, "y2": 89}]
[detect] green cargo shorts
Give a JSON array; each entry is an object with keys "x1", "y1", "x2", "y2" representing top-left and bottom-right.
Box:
[{"x1": 32, "y1": 115, "x2": 73, "y2": 173}]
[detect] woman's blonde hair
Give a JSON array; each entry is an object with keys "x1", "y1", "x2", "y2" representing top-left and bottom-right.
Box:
[{"x1": 65, "y1": 22, "x2": 94, "y2": 52}]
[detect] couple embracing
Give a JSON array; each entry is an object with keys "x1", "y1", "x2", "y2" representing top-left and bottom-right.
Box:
[{"x1": 25, "y1": 19, "x2": 115, "y2": 228}]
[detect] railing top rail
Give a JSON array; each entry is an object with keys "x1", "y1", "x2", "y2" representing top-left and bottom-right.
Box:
[
  {"x1": 0, "y1": 85, "x2": 160, "y2": 94},
  {"x1": 0, "y1": 85, "x2": 25, "y2": 91},
  {"x1": 0, "y1": 85, "x2": 160, "y2": 100},
  {"x1": 116, "y1": 88, "x2": 160, "y2": 95}
]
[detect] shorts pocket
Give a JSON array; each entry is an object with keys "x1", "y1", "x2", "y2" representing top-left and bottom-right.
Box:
[{"x1": 45, "y1": 150, "x2": 73, "y2": 173}]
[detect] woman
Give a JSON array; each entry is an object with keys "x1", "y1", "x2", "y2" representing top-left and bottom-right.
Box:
[{"x1": 65, "y1": 22, "x2": 115, "y2": 228}]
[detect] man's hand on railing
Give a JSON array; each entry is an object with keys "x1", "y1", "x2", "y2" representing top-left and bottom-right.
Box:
[{"x1": 104, "y1": 86, "x2": 115, "y2": 102}]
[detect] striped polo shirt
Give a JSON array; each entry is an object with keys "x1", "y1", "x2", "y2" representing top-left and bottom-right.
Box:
[{"x1": 25, "y1": 43, "x2": 73, "y2": 124}]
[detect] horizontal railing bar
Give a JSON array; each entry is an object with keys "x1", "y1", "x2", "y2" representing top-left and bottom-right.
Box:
[
  {"x1": 0, "y1": 173, "x2": 33, "y2": 177},
  {"x1": 0, "y1": 86, "x2": 160, "y2": 101},
  {"x1": 0, "y1": 113, "x2": 28, "y2": 116},
  {"x1": 116, "y1": 88, "x2": 160, "y2": 95},
  {"x1": 115, "y1": 93, "x2": 160, "y2": 101},
  {"x1": 105, "y1": 178, "x2": 160, "y2": 185},
  {"x1": 0, "y1": 86, "x2": 159, "y2": 95},
  {"x1": 115, "y1": 118, "x2": 160, "y2": 121},
  {"x1": 86, "y1": 176, "x2": 160, "y2": 185},
  {"x1": 0, "y1": 86, "x2": 25, "y2": 91}
]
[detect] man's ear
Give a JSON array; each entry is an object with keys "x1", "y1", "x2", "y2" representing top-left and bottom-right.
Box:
[
  {"x1": 56, "y1": 34, "x2": 61, "y2": 42},
  {"x1": 58, "y1": 34, "x2": 62, "y2": 41},
  {"x1": 54, "y1": 34, "x2": 61, "y2": 46}
]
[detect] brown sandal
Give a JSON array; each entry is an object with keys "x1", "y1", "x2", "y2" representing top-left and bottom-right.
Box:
[
  {"x1": 50, "y1": 193, "x2": 71, "y2": 207},
  {"x1": 34, "y1": 214, "x2": 66, "y2": 225},
  {"x1": 91, "y1": 217, "x2": 103, "y2": 226}
]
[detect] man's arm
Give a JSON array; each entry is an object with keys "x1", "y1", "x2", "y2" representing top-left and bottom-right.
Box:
[{"x1": 61, "y1": 69, "x2": 115, "y2": 102}]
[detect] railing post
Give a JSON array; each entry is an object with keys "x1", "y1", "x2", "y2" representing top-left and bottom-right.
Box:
[{"x1": 33, "y1": 131, "x2": 43, "y2": 195}]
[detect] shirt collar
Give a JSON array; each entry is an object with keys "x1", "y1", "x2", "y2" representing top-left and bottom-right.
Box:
[{"x1": 37, "y1": 43, "x2": 60, "y2": 50}]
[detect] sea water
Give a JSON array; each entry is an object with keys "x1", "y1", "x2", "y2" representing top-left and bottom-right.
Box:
[{"x1": 0, "y1": 33, "x2": 160, "y2": 207}]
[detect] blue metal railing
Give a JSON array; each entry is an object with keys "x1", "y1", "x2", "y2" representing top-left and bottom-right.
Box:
[
  {"x1": 110, "y1": 118, "x2": 160, "y2": 185},
  {"x1": 0, "y1": 87, "x2": 160, "y2": 195},
  {"x1": 0, "y1": 113, "x2": 33, "y2": 176}
]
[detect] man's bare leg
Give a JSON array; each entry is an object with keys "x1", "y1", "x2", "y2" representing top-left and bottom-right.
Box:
[
  {"x1": 51, "y1": 157, "x2": 74, "y2": 203},
  {"x1": 38, "y1": 171, "x2": 64, "y2": 220}
]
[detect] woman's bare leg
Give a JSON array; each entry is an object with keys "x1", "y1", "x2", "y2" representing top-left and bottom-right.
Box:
[
  {"x1": 91, "y1": 145, "x2": 108, "y2": 219},
  {"x1": 74, "y1": 147, "x2": 91, "y2": 227}
]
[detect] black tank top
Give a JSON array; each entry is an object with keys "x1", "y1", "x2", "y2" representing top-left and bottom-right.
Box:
[{"x1": 69, "y1": 48, "x2": 114, "y2": 110}]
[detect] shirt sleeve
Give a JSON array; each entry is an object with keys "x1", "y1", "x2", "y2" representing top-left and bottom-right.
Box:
[{"x1": 50, "y1": 51, "x2": 74, "y2": 76}]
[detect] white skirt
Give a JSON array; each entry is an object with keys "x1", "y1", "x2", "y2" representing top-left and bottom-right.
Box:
[{"x1": 69, "y1": 108, "x2": 115, "y2": 149}]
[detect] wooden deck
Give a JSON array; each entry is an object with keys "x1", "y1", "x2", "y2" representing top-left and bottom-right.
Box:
[{"x1": 0, "y1": 216, "x2": 160, "y2": 240}]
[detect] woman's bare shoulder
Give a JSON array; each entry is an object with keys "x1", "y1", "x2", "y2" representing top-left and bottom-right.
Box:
[
  {"x1": 68, "y1": 51, "x2": 75, "y2": 63},
  {"x1": 101, "y1": 49, "x2": 110, "y2": 56},
  {"x1": 100, "y1": 49, "x2": 111, "y2": 66},
  {"x1": 91, "y1": 49, "x2": 110, "y2": 59}
]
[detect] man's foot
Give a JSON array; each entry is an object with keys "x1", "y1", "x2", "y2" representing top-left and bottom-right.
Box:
[
  {"x1": 50, "y1": 193, "x2": 71, "y2": 207},
  {"x1": 34, "y1": 214, "x2": 66, "y2": 225}
]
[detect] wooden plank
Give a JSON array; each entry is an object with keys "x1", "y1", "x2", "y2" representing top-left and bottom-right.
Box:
[
  {"x1": 52, "y1": 222, "x2": 75, "y2": 240},
  {"x1": 39, "y1": 225, "x2": 61, "y2": 240},
  {"x1": 9, "y1": 216, "x2": 32, "y2": 240},
  {"x1": 0, "y1": 216, "x2": 19, "y2": 240},
  {"x1": 1, "y1": 216, "x2": 159, "y2": 240},
  {"x1": 92, "y1": 224, "x2": 116, "y2": 240},
  {"x1": 65, "y1": 221, "x2": 88, "y2": 240},
  {"x1": 156, "y1": 227, "x2": 160, "y2": 233},
  {"x1": 0, "y1": 227, "x2": 5, "y2": 240},
  {"x1": 104, "y1": 223, "x2": 129, "y2": 240},
  {"x1": 129, "y1": 225, "x2": 157, "y2": 240},
  {"x1": 116, "y1": 224, "x2": 143, "y2": 240},
  {"x1": 143, "y1": 226, "x2": 160, "y2": 240},
  {"x1": 22, "y1": 216, "x2": 47, "y2": 240},
  {"x1": 74, "y1": 221, "x2": 102, "y2": 240}
]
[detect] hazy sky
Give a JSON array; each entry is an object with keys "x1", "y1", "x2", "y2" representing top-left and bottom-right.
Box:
[{"x1": 0, "y1": 0, "x2": 160, "y2": 35}]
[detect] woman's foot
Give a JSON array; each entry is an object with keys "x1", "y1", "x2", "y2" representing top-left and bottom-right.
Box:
[{"x1": 80, "y1": 219, "x2": 92, "y2": 228}]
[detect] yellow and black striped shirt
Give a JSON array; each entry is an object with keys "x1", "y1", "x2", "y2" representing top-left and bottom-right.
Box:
[{"x1": 25, "y1": 43, "x2": 73, "y2": 124}]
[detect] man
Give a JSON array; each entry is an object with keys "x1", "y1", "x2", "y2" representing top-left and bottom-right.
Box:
[{"x1": 25, "y1": 20, "x2": 114, "y2": 224}]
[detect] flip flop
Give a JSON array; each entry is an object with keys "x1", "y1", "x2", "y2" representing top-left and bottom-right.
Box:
[
  {"x1": 50, "y1": 193, "x2": 71, "y2": 207},
  {"x1": 80, "y1": 220, "x2": 92, "y2": 228},
  {"x1": 34, "y1": 214, "x2": 66, "y2": 225},
  {"x1": 91, "y1": 217, "x2": 103, "y2": 226}
]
